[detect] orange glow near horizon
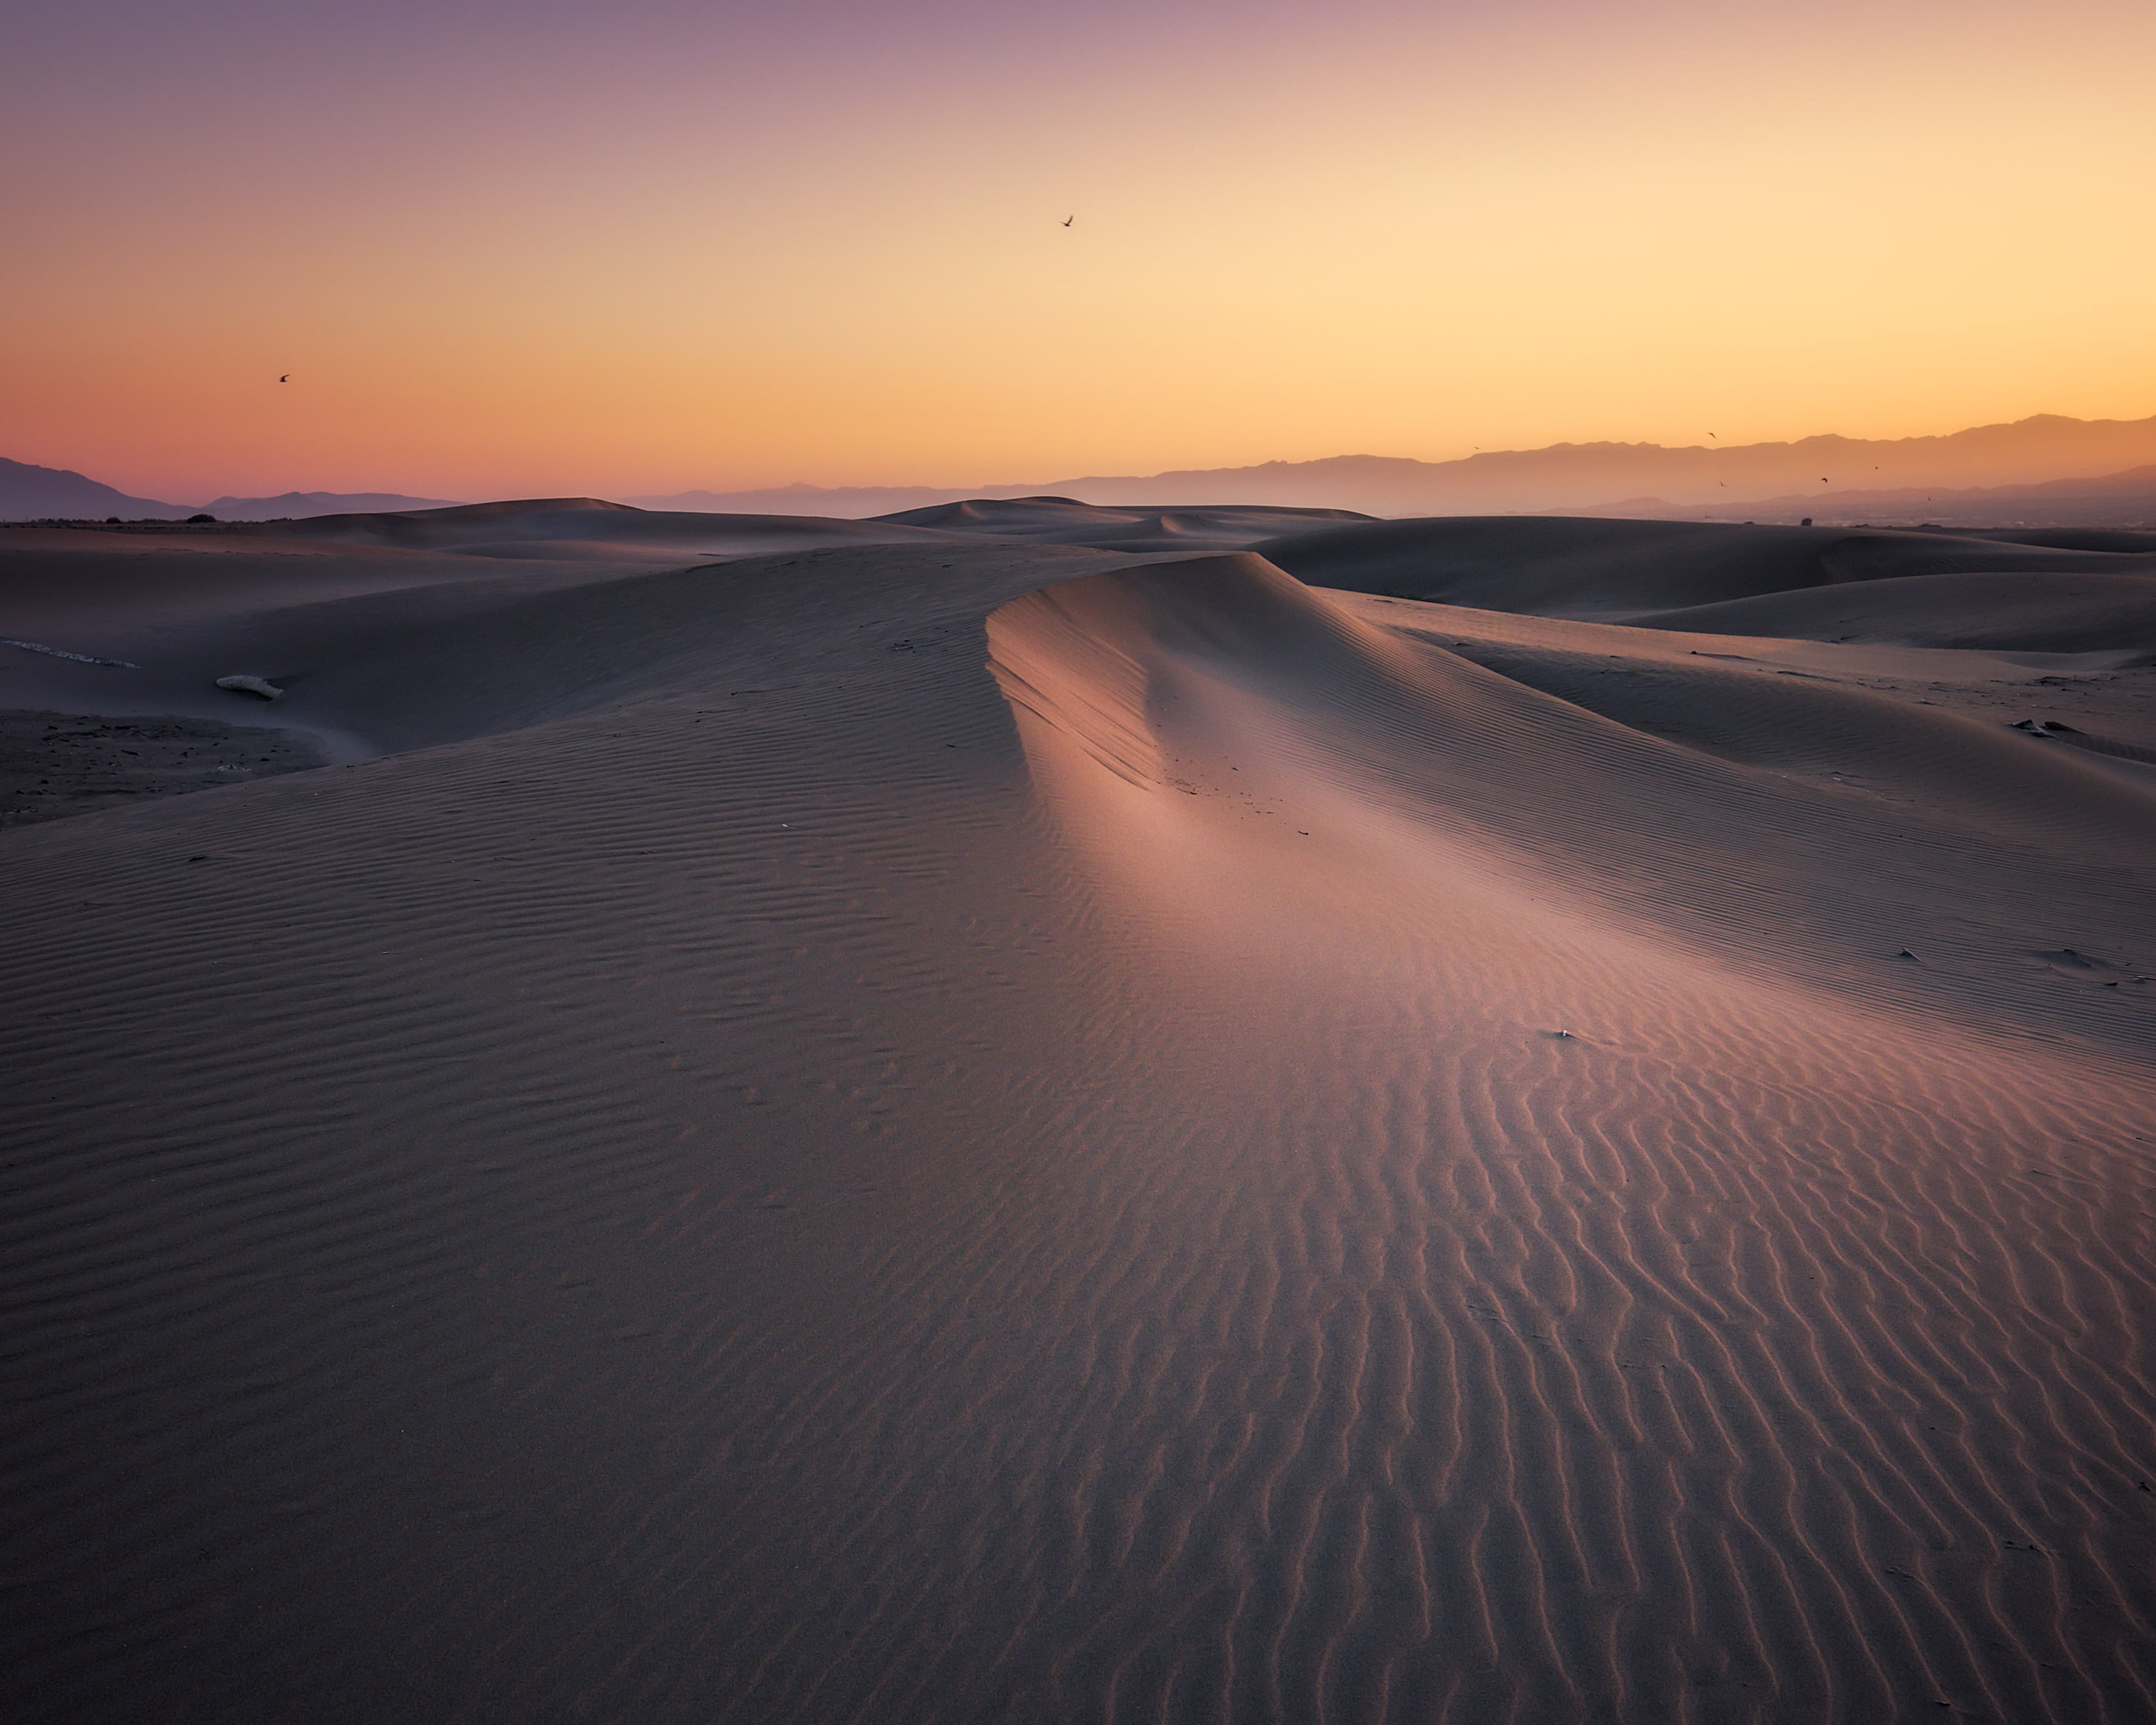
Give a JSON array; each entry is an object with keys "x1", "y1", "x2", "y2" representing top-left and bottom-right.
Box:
[{"x1": 6, "y1": 0, "x2": 2154, "y2": 503}]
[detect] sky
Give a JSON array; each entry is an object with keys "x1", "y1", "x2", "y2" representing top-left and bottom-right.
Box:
[{"x1": 4, "y1": 0, "x2": 2154, "y2": 502}]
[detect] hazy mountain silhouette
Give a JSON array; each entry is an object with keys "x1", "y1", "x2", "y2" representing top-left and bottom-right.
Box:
[
  {"x1": 1572, "y1": 463, "x2": 2156, "y2": 530},
  {"x1": 0, "y1": 462, "x2": 469, "y2": 523},
  {"x1": 16, "y1": 411, "x2": 2156, "y2": 525},
  {"x1": 0, "y1": 458, "x2": 191, "y2": 521},
  {"x1": 637, "y1": 413, "x2": 2156, "y2": 519}
]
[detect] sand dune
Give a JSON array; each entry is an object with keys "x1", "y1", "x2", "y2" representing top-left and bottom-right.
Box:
[
  {"x1": 875, "y1": 495, "x2": 1371, "y2": 551},
  {"x1": 1262, "y1": 513, "x2": 2156, "y2": 623},
  {"x1": 4, "y1": 506, "x2": 2154, "y2": 1722},
  {"x1": 0, "y1": 508, "x2": 977, "y2": 754},
  {"x1": 1263, "y1": 516, "x2": 2156, "y2": 657},
  {"x1": 278, "y1": 495, "x2": 972, "y2": 560},
  {"x1": 1627, "y1": 571, "x2": 2156, "y2": 656}
]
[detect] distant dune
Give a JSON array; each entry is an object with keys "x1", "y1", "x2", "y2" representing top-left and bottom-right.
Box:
[
  {"x1": 871, "y1": 494, "x2": 1371, "y2": 552},
  {"x1": 198, "y1": 489, "x2": 469, "y2": 521},
  {"x1": 1258, "y1": 513, "x2": 2156, "y2": 615},
  {"x1": 4, "y1": 501, "x2": 2153, "y2": 1723},
  {"x1": 267, "y1": 495, "x2": 983, "y2": 568},
  {"x1": 628, "y1": 481, "x2": 969, "y2": 517}
]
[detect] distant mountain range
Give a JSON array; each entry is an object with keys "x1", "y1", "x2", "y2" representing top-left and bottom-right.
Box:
[
  {"x1": 1571, "y1": 464, "x2": 2156, "y2": 530},
  {"x1": 12, "y1": 410, "x2": 2156, "y2": 526},
  {"x1": 632, "y1": 413, "x2": 2156, "y2": 520},
  {"x1": 0, "y1": 459, "x2": 463, "y2": 522},
  {"x1": 0, "y1": 458, "x2": 194, "y2": 521}
]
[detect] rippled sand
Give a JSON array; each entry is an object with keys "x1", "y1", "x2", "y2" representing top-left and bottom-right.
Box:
[{"x1": 4, "y1": 508, "x2": 2153, "y2": 1723}]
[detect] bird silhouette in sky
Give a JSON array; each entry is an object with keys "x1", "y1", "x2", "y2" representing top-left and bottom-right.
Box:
[
  {"x1": 1708, "y1": 431, "x2": 1716, "y2": 439},
  {"x1": 1062, "y1": 216, "x2": 1073, "y2": 227},
  {"x1": 279, "y1": 374, "x2": 289, "y2": 382}
]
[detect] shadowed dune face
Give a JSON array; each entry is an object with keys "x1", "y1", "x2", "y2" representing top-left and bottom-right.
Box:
[
  {"x1": 1963, "y1": 528, "x2": 2156, "y2": 555},
  {"x1": 1261, "y1": 514, "x2": 2156, "y2": 642},
  {"x1": 4, "y1": 526, "x2": 2155, "y2": 1724},
  {"x1": 1625, "y1": 569, "x2": 2156, "y2": 655},
  {"x1": 0, "y1": 506, "x2": 1003, "y2": 755}
]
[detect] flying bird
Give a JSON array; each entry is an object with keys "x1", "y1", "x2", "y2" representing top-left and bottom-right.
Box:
[
  {"x1": 1062, "y1": 215, "x2": 1073, "y2": 227},
  {"x1": 279, "y1": 374, "x2": 289, "y2": 383},
  {"x1": 1708, "y1": 431, "x2": 1716, "y2": 439}
]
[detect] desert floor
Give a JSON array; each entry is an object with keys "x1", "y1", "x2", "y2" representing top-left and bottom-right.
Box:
[{"x1": 4, "y1": 501, "x2": 2154, "y2": 1723}]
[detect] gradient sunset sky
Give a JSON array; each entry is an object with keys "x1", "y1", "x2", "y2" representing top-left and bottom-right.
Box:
[{"x1": 6, "y1": 0, "x2": 2153, "y2": 502}]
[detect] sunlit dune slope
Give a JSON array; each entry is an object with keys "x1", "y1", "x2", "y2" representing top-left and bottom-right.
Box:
[{"x1": 992, "y1": 553, "x2": 2153, "y2": 1049}]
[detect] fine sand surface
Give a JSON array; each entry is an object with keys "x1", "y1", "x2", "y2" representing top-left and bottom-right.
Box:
[{"x1": 4, "y1": 508, "x2": 2154, "y2": 1723}]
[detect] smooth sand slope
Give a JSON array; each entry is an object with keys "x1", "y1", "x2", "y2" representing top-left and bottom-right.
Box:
[{"x1": 4, "y1": 509, "x2": 2154, "y2": 1724}]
